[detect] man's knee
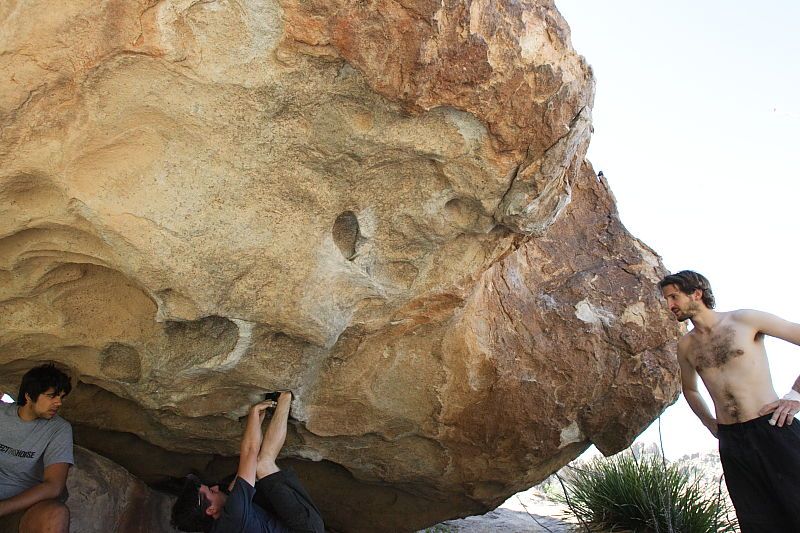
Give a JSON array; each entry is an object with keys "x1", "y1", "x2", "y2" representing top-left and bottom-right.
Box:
[{"x1": 19, "y1": 499, "x2": 70, "y2": 533}]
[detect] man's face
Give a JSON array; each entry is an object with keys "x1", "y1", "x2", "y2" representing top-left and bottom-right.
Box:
[
  {"x1": 661, "y1": 284, "x2": 701, "y2": 322},
  {"x1": 28, "y1": 387, "x2": 67, "y2": 420},
  {"x1": 199, "y1": 484, "x2": 227, "y2": 517}
]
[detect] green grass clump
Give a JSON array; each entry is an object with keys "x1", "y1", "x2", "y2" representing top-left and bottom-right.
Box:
[{"x1": 558, "y1": 451, "x2": 737, "y2": 533}]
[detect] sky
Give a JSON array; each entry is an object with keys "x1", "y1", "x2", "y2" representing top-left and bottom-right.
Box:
[{"x1": 554, "y1": 0, "x2": 800, "y2": 458}]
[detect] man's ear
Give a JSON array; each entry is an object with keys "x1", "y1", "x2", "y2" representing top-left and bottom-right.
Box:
[{"x1": 692, "y1": 288, "x2": 703, "y2": 301}]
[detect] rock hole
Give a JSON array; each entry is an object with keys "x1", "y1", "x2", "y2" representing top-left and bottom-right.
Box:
[
  {"x1": 99, "y1": 343, "x2": 142, "y2": 383},
  {"x1": 444, "y1": 197, "x2": 478, "y2": 227},
  {"x1": 332, "y1": 211, "x2": 359, "y2": 260}
]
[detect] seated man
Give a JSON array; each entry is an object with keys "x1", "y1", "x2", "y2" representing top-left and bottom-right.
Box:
[
  {"x1": 0, "y1": 363, "x2": 74, "y2": 533},
  {"x1": 171, "y1": 392, "x2": 324, "y2": 533}
]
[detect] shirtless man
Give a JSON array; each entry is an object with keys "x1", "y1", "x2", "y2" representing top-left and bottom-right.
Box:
[{"x1": 659, "y1": 270, "x2": 800, "y2": 532}]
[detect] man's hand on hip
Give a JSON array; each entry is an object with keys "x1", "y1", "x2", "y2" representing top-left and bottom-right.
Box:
[{"x1": 759, "y1": 399, "x2": 800, "y2": 427}]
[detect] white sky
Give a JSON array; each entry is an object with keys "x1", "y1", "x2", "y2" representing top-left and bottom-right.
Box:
[{"x1": 554, "y1": 0, "x2": 800, "y2": 458}]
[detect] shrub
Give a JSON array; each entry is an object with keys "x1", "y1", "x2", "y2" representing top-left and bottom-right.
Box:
[{"x1": 557, "y1": 450, "x2": 737, "y2": 533}]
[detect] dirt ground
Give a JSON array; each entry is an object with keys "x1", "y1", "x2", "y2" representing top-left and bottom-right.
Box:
[{"x1": 421, "y1": 487, "x2": 578, "y2": 532}]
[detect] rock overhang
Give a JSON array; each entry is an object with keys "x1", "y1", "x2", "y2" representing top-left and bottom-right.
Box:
[{"x1": 0, "y1": 1, "x2": 681, "y2": 531}]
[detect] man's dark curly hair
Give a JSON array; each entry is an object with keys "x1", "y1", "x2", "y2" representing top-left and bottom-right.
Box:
[
  {"x1": 171, "y1": 474, "x2": 214, "y2": 532},
  {"x1": 17, "y1": 363, "x2": 72, "y2": 406},
  {"x1": 659, "y1": 270, "x2": 716, "y2": 309}
]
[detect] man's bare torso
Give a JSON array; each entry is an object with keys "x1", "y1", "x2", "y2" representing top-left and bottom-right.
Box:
[{"x1": 680, "y1": 310, "x2": 778, "y2": 424}]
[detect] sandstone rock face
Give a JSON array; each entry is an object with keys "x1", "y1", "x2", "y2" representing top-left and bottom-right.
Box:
[
  {"x1": 0, "y1": 1, "x2": 680, "y2": 531},
  {"x1": 67, "y1": 446, "x2": 178, "y2": 533}
]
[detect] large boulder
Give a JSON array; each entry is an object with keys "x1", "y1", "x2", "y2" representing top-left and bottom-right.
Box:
[
  {"x1": 67, "y1": 446, "x2": 178, "y2": 533},
  {"x1": 0, "y1": 1, "x2": 680, "y2": 530}
]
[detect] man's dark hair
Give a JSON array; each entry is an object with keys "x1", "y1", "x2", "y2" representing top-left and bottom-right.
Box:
[
  {"x1": 17, "y1": 363, "x2": 72, "y2": 406},
  {"x1": 171, "y1": 474, "x2": 214, "y2": 532},
  {"x1": 659, "y1": 270, "x2": 716, "y2": 309}
]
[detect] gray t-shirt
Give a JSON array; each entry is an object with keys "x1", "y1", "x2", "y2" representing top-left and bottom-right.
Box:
[{"x1": 0, "y1": 402, "x2": 74, "y2": 499}]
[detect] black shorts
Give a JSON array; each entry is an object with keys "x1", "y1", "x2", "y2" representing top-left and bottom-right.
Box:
[
  {"x1": 718, "y1": 414, "x2": 800, "y2": 532},
  {"x1": 253, "y1": 467, "x2": 324, "y2": 533}
]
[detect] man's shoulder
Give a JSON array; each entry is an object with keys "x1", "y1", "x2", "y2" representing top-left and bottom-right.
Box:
[
  {"x1": 677, "y1": 332, "x2": 695, "y2": 351},
  {"x1": 225, "y1": 477, "x2": 255, "y2": 507},
  {"x1": 213, "y1": 478, "x2": 255, "y2": 531},
  {"x1": 49, "y1": 415, "x2": 72, "y2": 431},
  {"x1": 726, "y1": 308, "x2": 760, "y2": 319},
  {"x1": 721, "y1": 309, "x2": 767, "y2": 329},
  {"x1": 38, "y1": 414, "x2": 73, "y2": 440},
  {"x1": 0, "y1": 401, "x2": 19, "y2": 422},
  {"x1": 231, "y1": 476, "x2": 255, "y2": 500}
]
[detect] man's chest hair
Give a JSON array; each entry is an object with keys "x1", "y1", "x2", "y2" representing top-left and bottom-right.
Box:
[{"x1": 687, "y1": 324, "x2": 748, "y2": 371}]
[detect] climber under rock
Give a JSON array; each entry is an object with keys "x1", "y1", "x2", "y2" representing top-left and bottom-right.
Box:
[{"x1": 171, "y1": 391, "x2": 325, "y2": 533}]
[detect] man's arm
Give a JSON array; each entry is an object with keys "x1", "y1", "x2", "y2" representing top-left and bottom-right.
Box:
[
  {"x1": 741, "y1": 309, "x2": 800, "y2": 347},
  {"x1": 740, "y1": 310, "x2": 800, "y2": 426},
  {"x1": 0, "y1": 463, "x2": 69, "y2": 517},
  {"x1": 235, "y1": 400, "x2": 274, "y2": 487},
  {"x1": 678, "y1": 341, "x2": 718, "y2": 437}
]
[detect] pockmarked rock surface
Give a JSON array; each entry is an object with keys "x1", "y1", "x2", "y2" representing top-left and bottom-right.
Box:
[
  {"x1": 0, "y1": 1, "x2": 681, "y2": 531},
  {"x1": 67, "y1": 446, "x2": 178, "y2": 533}
]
